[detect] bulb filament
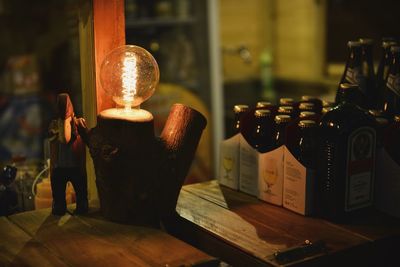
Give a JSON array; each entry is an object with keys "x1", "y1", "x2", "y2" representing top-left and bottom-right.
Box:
[{"x1": 121, "y1": 55, "x2": 137, "y2": 111}]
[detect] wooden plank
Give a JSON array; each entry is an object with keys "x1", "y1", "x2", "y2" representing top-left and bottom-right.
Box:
[
  {"x1": 0, "y1": 216, "x2": 68, "y2": 267},
  {"x1": 76, "y1": 215, "x2": 217, "y2": 267},
  {"x1": 182, "y1": 181, "x2": 368, "y2": 252},
  {"x1": 93, "y1": 0, "x2": 125, "y2": 113},
  {"x1": 176, "y1": 189, "x2": 301, "y2": 266},
  {"x1": 8, "y1": 207, "x2": 217, "y2": 267}
]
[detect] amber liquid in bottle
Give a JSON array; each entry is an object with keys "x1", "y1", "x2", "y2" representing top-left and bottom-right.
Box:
[
  {"x1": 318, "y1": 83, "x2": 377, "y2": 221},
  {"x1": 251, "y1": 109, "x2": 274, "y2": 153}
]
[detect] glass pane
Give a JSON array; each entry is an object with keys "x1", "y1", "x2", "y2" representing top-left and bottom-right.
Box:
[{"x1": 0, "y1": 0, "x2": 82, "y2": 213}]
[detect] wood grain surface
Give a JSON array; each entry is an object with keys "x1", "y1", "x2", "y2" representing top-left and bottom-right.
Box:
[
  {"x1": 175, "y1": 180, "x2": 400, "y2": 266},
  {"x1": 0, "y1": 207, "x2": 217, "y2": 267}
]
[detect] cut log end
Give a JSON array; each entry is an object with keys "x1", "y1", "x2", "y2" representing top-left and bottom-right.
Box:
[{"x1": 100, "y1": 108, "x2": 153, "y2": 122}]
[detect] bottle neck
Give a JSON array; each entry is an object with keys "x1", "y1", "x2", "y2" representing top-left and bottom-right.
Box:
[
  {"x1": 348, "y1": 47, "x2": 362, "y2": 67},
  {"x1": 389, "y1": 52, "x2": 400, "y2": 75}
]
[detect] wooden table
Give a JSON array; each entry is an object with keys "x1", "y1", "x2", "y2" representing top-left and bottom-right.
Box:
[
  {"x1": 0, "y1": 207, "x2": 217, "y2": 267},
  {"x1": 172, "y1": 180, "x2": 400, "y2": 267}
]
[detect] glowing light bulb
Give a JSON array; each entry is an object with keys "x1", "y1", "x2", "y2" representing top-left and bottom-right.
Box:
[{"x1": 100, "y1": 45, "x2": 159, "y2": 115}]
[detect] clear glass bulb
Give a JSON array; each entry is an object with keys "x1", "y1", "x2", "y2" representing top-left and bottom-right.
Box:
[{"x1": 100, "y1": 45, "x2": 160, "y2": 112}]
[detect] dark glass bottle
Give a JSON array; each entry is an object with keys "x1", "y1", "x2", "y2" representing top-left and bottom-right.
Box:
[
  {"x1": 359, "y1": 38, "x2": 378, "y2": 109},
  {"x1": 318, "y1": 84, "x2": 377, "y2": 221},
  {"x1": 336, "y1": 83, "x2": 366, "y2": 108},
  {"x1": 384, "y1": 115, "x2": 400, "y2": 165},
  {"x1": 301, "y1": 96, "x2": 323, "y2": 114},
  {"x1": 274, "y1": 115, "x2": 291, "y2": 148},
  {"x1": 233, "y1": 105, "x2": 249, "y2": 135},
  {"x1": 296, "y1": 120, "x2": 318, "y2": 169},
  {"x1": 252, "y1": 109, "x2": 274, "y2": 153},
  {"x1": 336, "y1": 41, "x2": 368, "y2": 109},
  {"x1": 382, "y1": 46, "x2": 400, "y2": 119},
  {"x1": 377, "y1": 40, "x2": 397, "y2": 109}
]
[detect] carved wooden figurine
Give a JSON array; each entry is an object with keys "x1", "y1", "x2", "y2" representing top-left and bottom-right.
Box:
[
  {"x1": 49, "y1": 93, "x2": 88, "y2": 215},
  {"x1": 79, "y1": 104, "x2": 206, "y2": 226}
]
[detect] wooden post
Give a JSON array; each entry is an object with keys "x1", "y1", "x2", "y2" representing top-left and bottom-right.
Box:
[{"x1": 78, "y1": 0, "x2": 126, "y2": 201}]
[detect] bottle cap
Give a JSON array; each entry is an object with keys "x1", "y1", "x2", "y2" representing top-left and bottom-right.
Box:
[
  {"x1": 233, "y1": 105, "x2": 249, "y2": 113},
  {"x1": 382, "y1": 41, "x2": 397, "y2": 49},
  {"x1": 256, "y1": 101, "x2": 272, "y2": 108},
  {"x1": 299, "y1": 102, "x2": 315, "y2": 110},
  {"x1": 322, "y1": 107, "x2": 332, "y2": 114},
  {"x1": 359, "y1": 38, "x2": 374, "y2": 46},
  {"x1": 347, "y1": 41, "x2": 362, "y2": 47},
  {"x1": 298, "y1": 120, "x2": 317, "y2": 128},
  {"x1": 390, "y1": 46, "x2": 400, "y2": 53},
  {"x1": 339, "y1": 83, "x2": 359, "y2": 90},
  {"x1": 368, "y1": 109, "x2": 384, "y2": 117},
  {"x1": 255, "y1": 109, "x2": 271, "y2": 117},
  {"x1": 375, "y1": 117, "x2": 389, "y2": 125},
  {"x1": 275, "y1": 114, "x2": 291, "y2": 123},
  {"x1": 394, "y1": 115, "x2": 400, "y2": 122},
  {"x1": 301, "y1": 95, "x2": 319, "y2": 102},
  {"x1": 322, "y1": 100, "x2": 334, "y2": 107},
  {"x1": 279, "y1": 98, "x2": 294, "y2": 105},
  {"x1": 278, "y1": 106, "x2": 293, "y2": 114},
  {"x1": 299, "y1": 111, "x2": 316, "y2": 118}
]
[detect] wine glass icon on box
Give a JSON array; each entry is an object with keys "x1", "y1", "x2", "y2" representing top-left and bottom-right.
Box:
[
  {"x1": 262, "y1": 158, "x2": 278, "y2": 193},
  {"x1": 223, "y1": 156, "x2": 234, "y2": 180}
]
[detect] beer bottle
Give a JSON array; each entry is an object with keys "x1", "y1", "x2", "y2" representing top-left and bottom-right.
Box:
[
  {"x1": 384, "y1": 115, "x2": 400, "y2": 165},
  {"x1": 359, "y1": 38, "x2": 378, "y2": 109},
  {"x1": 336, "y1": 83, "x2": 366, "y2": 108},
  {"x1": 296, "y1": 120, "x2": 318, "y2": 169},
  {"x1": 301, "y1": 96, "x2": 323, "y2": 114},
  {"x1": 274, "y1": 115, "x2": 291, "y2": 148},
  {"x1": 382, "y1": 46, "x2": 400, "y2": 119},
  {"x1": 252, "y1": 109, "x2": 274, "y2": 153},
  {"x1": 233, "y1": 105, "x2": 249, "y2": 135},
  {"x1": 377, "y1": 39, "x2": 397, "y2": 108},
  {"x1": 318, "y1": 83, "x2": 377, "y2": 221},
  {"x1": 336, "y1": 41, "x2": 368, "y2": 109}
]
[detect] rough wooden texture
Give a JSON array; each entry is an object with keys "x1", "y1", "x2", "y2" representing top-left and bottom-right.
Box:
[
  {"x1": 0, "y1": 207, "x2": 217, "y2": 267},
  {"x1": 83, "y1": 104, "x2": 207, "y2": 225},
  {"x1": 174, "y1": 180, "x2": 400, "y2": 266},
  {"x1": 93, "y1": 0, "x2": 125, "y2": 113}
]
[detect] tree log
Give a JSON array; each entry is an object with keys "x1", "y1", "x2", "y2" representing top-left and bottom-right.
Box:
[{"x1": 85, "y1": 104, "x2": 207, "y2": 226}]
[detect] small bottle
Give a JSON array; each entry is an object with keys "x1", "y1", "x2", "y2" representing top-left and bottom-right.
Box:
[
  {"x1": 336, "y1": 41, "x2": 368, "y2": 109},
  {"x1": 296, "y1": 120, "x2": 318, "y2": 169},
  {"x1": 233, "y1": 105, "x2": 249, "y2": 135},
  {"x1": 318, "y1": 83, "x2": 377, "y2": 221},
  {"x1": 252, "y1": 109, "x2": 274, "y2": 153},
  {"x1": 377, "y1": 39, "x2": 397, "y2": 109},
  {"x1": 274, "y1": 115, "x2": 291, "y2": 148},
  {"x1": 382, "y1": 46, "x2": 400, "y2": 119},
  {"x1": 301, "y1": 96, "x2": 323, "y2": 114}
]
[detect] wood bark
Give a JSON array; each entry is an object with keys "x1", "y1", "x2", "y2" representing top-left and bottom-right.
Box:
[{"x1": 83, "y1": 104, "x2": 207, "y2": 226}]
